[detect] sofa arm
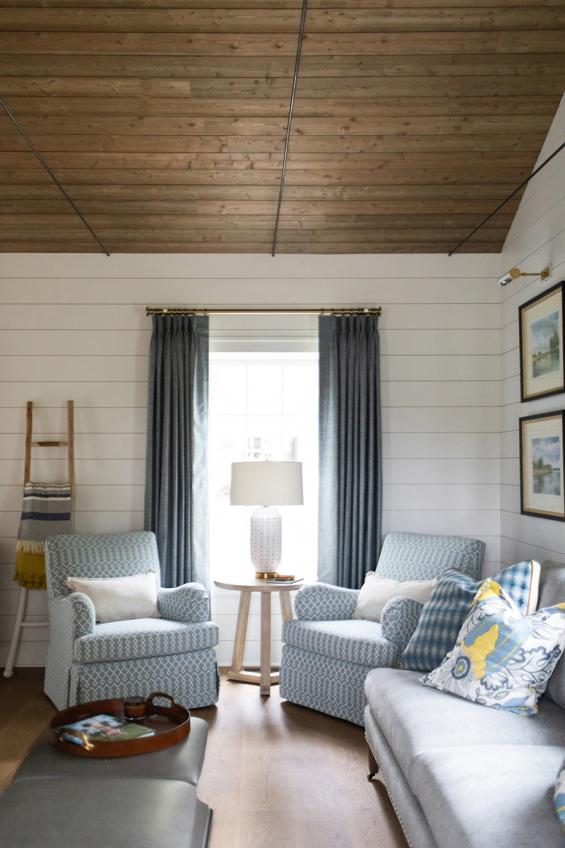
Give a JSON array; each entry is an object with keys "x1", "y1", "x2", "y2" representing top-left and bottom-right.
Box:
[
  {"x1": 294, "y1": 583, "x2": 359, "y2": 621},
  {"x1": 158, "y1": 583, "x2": 209, "y2": 623},
  {"x1": 380, "y1": 597, "x2": 424, "y2": 652}
]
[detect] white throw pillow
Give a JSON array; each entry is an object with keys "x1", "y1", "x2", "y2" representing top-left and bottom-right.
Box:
[
  {"x1": 66, "y1": 572, "x2": 159, "y2": 623},
  {"x1": 353, "y1": 572, "x2": 437, "y2": 622}
]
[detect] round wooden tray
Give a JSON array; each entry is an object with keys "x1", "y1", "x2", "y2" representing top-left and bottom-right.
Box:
[{"x1": 49, "y1": 692, "x2": 191, "y2": 758}]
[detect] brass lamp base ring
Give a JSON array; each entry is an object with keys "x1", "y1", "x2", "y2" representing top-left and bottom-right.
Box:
[{"x1": 255, "y1": 571, "x2": 278, "y2": 580}]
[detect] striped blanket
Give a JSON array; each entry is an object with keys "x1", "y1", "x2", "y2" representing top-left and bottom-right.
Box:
[{"x1": 14, "y1": 482, "x2": 72, "y2": 589}]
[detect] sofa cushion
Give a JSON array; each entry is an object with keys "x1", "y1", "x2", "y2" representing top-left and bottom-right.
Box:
[
  {"x1": 74, "y1": 618, "x2": 219, "y2": 663},
  {"x1": 421, "y1": 578, "x2": 565, "y2": 716},
  {"x1": 282, "y1": 618, "x2": 398, "y2": 667},
  {"x1": 541, "y1": 561, "x2": 565, "y2": 710},
  {"x1": 412, "y1": 745, "x2": 565, "y2": 848},
  {"x1": 402, "y1": 561, "x2": 541, "y2": 672},
  {"x1": 364, "y1": 668, "x2": 565, "y2": 788}
]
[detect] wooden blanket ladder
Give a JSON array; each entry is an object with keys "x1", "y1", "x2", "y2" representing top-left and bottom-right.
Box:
[{"x1": 3, "y1": 401, "x2": 75, "y2": 678}]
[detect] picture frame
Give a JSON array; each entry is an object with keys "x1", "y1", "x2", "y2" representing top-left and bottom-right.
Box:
[
  {"x1": 519, "y1": 280, "x2": 564, "y2": 402},
  {"x1": 520, "y1": 410, "x2": 565, "y2": 521}
]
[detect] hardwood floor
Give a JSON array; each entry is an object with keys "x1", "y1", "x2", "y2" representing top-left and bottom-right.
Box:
[{"x1": 0, "y1": 669, "x2": 407, "y2": 848}]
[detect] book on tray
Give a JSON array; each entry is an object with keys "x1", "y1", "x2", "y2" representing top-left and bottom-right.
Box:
[{"x1": 58, "y1": 713, "x2": 154, "y2": 748}]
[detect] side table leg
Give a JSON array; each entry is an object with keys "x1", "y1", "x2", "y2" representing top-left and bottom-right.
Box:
[
  {"x1": 279, "y1": 590, "x2": 293, "y2": 623},
  {"x1": 230, "y1": 590, "x2": 251, "y2": 677},
  {"x1": 260, "y1": 591, "x2": 272, "y2": 696}
]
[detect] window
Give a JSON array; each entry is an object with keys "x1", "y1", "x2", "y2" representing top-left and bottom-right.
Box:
[{"x1": 209, "y1": 352, "x2": 318, "y2": 579}]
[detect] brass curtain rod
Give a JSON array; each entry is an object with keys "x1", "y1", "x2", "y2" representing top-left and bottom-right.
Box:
[{"x1": 146, "y1": 307, "x2": 381, "y2": 317}]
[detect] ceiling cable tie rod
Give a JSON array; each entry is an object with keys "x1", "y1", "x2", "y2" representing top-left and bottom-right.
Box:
[
  {"x1": 271, "y1": 0, "x2": 309, "y2": 258},
  {"x1": 448, "y1": 140, "x2": 565, "y2": 257},
  {"x1": 0, "y1": 96, "x2": 111, "y2": 257}
]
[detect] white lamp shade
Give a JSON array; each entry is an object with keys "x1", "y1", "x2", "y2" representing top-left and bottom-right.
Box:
[{"x1": 230, "y1": 461, "x2": 303, "y2": 506}]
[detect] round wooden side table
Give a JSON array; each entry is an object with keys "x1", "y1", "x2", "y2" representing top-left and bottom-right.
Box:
[{"x1": 214, "y1": 577, "x2": 303, "y2": 696}]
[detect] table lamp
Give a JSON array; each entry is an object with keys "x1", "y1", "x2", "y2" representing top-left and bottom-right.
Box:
[{"x1": 230, "y1": 460, "x2": 304, "y2": 579}]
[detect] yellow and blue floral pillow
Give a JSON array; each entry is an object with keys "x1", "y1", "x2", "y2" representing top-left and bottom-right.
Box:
[
  {"x1": 421, "y1": 578, "x2": 565, "y2": 716},
  {"x1": 556, "y1": 762, "x2": 565, "y2": 833}
]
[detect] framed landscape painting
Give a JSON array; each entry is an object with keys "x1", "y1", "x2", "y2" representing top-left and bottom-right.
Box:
[
  {"x1": 519, "y1": 281, "x2": 564, "y2": 402},
  {"x1": 520, "y1": 411, "x2": 565, "y2": 521}
]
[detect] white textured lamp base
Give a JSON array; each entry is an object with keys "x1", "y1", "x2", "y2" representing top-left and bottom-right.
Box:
[{"x1": 250, "y1": 506, "x2": 281, "y2": 578}]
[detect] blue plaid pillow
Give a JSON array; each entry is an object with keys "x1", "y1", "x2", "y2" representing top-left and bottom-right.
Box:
[{"x1": 401, "y1": 560, "x2": 540, "y2": 672}]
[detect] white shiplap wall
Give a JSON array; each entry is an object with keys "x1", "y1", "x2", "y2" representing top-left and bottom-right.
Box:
[
  {"x1": 0, "y1": 251, "x2": 501, "y2": 668},
  {"x1": 499, "y1": 95, "x2": 565, "y2": 568}
]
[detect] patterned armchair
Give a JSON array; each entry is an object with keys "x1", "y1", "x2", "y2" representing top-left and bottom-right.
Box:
[
  {"x1": 44, "y1": 531, "x2": 219, "y2": 711},
  {"x1": 279, "y1": 532, "x2": 485, "y2": 726}
]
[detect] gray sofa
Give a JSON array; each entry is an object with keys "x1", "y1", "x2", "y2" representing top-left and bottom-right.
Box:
[
  {"x1": 0, "y1": 716, "x2": 212, "y2": 848},
  {"x1": 364, "y1": 561, "x2": 565, "y2": 848}
]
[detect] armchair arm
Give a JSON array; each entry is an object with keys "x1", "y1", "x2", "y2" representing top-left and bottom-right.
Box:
[
  {"x1": 49, "y1": 592, "x2": 95, "y2": 642},
  {"x1": 294, "y1": 583, "x2": 359, "y2": 621},
  {"x1": 380, "y1": 597, "x2": 424, "y2": 652},
  {"x1": 158, "y1": 583, "x2": 209, "y2": 623}
]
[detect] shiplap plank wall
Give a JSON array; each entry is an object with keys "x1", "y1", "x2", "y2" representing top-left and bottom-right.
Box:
[
  {"x1": 499, "y1": 95, "x2": 565, "y2": 568},
  {"x1": 0, "y1": 251, "x2": 501, "y2": 667}
]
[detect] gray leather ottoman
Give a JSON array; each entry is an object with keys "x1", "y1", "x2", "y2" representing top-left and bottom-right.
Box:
[{"x1": 1, "y1": 716, "x2": 212, "y2": 848}]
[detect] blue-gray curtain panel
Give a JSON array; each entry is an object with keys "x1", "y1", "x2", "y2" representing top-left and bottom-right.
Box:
[
  {"x1": 144, "y1": 314, "x2": 209, "y2": 588},
  {"x1": 318, "y1": 314, "x2": 382, "y2": 589}
]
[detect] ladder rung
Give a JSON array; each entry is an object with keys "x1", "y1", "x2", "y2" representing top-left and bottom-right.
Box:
[{"x1": 32, "y1": 440, "x2": 68, "y2": 447}]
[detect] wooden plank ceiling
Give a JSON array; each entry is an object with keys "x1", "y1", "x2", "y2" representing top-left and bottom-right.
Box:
[{"x1": 0, "y1": 0, "x2": 564, "y2": 254}]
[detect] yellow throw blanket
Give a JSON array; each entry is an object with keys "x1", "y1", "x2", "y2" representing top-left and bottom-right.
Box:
[
  {"x1": 13, "y1": 481, "x2": 72, "y2": 590},
  {"x1": 14, "y1": 550, "x2": 47, "y2": 590}
]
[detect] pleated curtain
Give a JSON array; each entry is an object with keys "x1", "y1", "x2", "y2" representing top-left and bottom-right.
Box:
[
  {"x1": 318, "y1": 314, "x2": 382, "y2": 589},
  {"x1": 144, "y1": 314, "x2": 209, "y2": 588}
]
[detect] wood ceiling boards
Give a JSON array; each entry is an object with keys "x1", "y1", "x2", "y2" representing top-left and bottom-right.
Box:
[{"x1": 0, "y1": 1, "x2": 564, "y2": 254}]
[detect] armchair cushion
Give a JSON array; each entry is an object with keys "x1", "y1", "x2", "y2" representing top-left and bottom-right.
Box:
[
  {"x1": 353, "y1": 573, "x2": 436, "y2": 622},
  {"x1": 66, "y1": 572, "x2": 159, "y2": 623},
  {"x1": 294, "y1": 583, "x2": 359, "y2": 621},
  {"x1": 282, "y1": 618, "x2": 399, "y2": 667},
  {"x1": 74, "y1": 619, "x2": 219, "y2": 664},
  {"x1": 158, "y1": 584, "x2": 209, "y2": 623}
]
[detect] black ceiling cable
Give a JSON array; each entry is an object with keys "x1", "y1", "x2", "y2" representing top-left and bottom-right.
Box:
[
  {"x1": 448, "y1": 140, "x2": 565, "y2": 256},
  {"x1": 271, "y1": 0, "x2": 309, "y2": 257},
  {"x1": 0, "y1": 96, "x2": 111, "y2": 256}
]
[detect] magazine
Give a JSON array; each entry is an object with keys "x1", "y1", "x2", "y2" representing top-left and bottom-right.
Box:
[{"x1": 58, "y1": 713, "x2": 154, "y2": 748}]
